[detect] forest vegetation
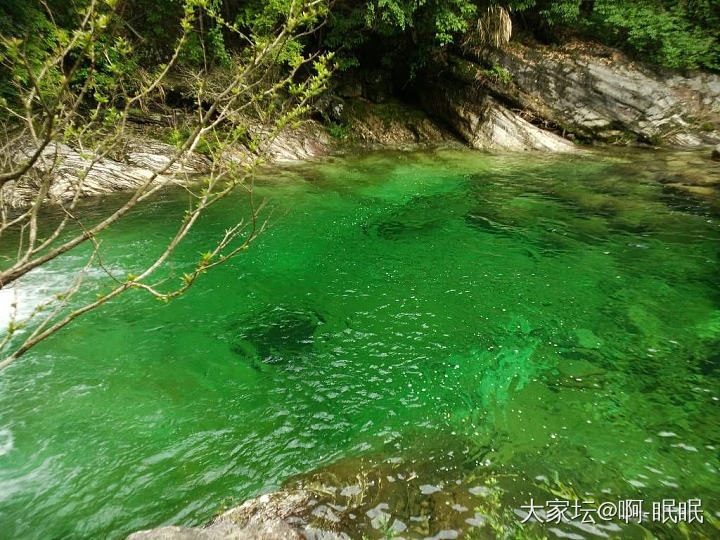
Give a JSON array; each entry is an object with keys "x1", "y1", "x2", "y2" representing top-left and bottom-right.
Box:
[{"x1": 1, "y1": 1, "x2": 718, "y2": 108}]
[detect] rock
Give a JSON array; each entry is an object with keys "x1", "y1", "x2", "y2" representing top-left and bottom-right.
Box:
[
  {"x1": 228, "y1": 306, "x2": 325, "y2": 368},
  {"x1": 475, "y1": 44, "x2": 720, "y2": 146},
  {"x1": 363, "y1": 69, "x2": 393, "y2": 104},
  {"x1": 127, "y1": 490, "x2": 347, "y2": 540},
  {"x1": 470, "y1": 98, "x2": 575, "y2": 152},
  {"x1": 266, "y1": 124, "x2": 330, "y2": 162},
  {"x1": 223, "y1": 120, "x2": 330, "y2": 164},
  {"x1": 712, "y1": 144, "x2": 720, "y2": 161},
  {"x1": 665, "y1": 183, "x2": 718, "y2": 198},
  {"x1": 335, "y1": 72, "x2": 363, "y2": 99},
  {"x1": 418, "y1": 74, "x2": 575, "y2": 152},
  {"x1": 343, "y1": 98, "x2": 455, "y2": 146},
  {"x1": 121, "y1": 137, "x2": 211, "y2": 174},
  {"x1": 338, "y1": 82, "x2": 363, "y2": 99},
  {"x1": 126, "y1": 521, "x2": 302, "y2": 540},
  {"x1": 127, "y1": 525, "x2": 229, "y2": 540},
  {"x1": 1, "y1": 120, "x2": 330, "y2": 208},
  {"x1": 1, "y1": 141, "x2": 184, "y2": 208},
  {"x1": 0, "y1": 133, "x2": 211, "y2": 208},
  {"x1": 315, "y1": 94, "x2": 346, "y2": 123}
]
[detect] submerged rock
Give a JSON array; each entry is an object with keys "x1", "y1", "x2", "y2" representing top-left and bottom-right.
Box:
[
  {"x1": 367, "y1": 194, "x2": 446, "y2": 240},
  {"x1": 712, "y1": 144, "x2": 720, "y2": 161},
  {"x1": 126, "y1": 453, "x2": 495, "y2": 540},
  {"x1": 125, "y1": 443, "x2": 659, "y2": 539},
  {"x1": 228, "y1": 307, "x2": 324, "y2": 367},
  {"x1": 464, "y1": 211, "x2": 515, "y2": 235}
]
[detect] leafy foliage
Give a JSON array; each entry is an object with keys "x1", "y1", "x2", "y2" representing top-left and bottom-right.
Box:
[
  {"x1": 323, "y1": 0, "x2": 719, "y2": 73},
  {"x1": 324, "y1": 0, "x2": 477, "y2": 76},
  {"x1": 590, "y1": 0, "x2": 719, "y2": 70},
  {"x1": 481, "y1": 63, "x2": 513, "y2": 84},
  {"x1": 0, "y1": 0, "x2": 334, "y2": 365},
  {"x1": 2, "y1": 0, "x2": 716, "y2": 97},
  {"x1": 511, "y1": 0, "x2": 720, "y2": 70}
]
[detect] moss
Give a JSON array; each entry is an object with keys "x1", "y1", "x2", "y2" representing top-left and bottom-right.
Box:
[
  {"x1": 345, "y1": 97, "x2": 429, "y2": 129},
  {"x1": 449, "y1": 56, "x2": 484, "y2": 84},
  {"x1": 647, "y1": 133, "x2": 664, "y2": 146},
  {"x1": 326, "y1": 121, "x2": 352, "y2": 139},
  {"x1": 480, "y1": 64, "x2": 513, "y2": 85},
  {"x1": 607, "y1": 131, "x2": 638, "y2": 146}
]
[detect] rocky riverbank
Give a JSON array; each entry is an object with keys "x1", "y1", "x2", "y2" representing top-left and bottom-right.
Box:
[
  {"x1": 0, "y1": 122, "x2": 333, "y2": 209},
  {"x1": 321, "y1": 40, "x2": 719, "y2": 153},
  {"x1": 414, "y1": 41, "x2": 720, "y2": 150},
  {"x1": 2, "y1": 40, "x2": 718, "y2": 207}
]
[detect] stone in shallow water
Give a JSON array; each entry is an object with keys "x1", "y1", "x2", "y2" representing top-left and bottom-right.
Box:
[
  {"x1": 126, "y1": 521, "x2": 300, "y2": 539},
  {"x1": 370, "y1": 214, "x2": 439, "y2": 240},
  {"x1": 228, "y1": 307, "x2": 324, "y2": 367},
  {"x1": 463, "y1": 211, "x2": 514, "y2": 235},
  {"x1": 126, "y1": 490, "x2": 344, "y2": 539},
  {"x1": 374, "y1": 219, "x2": 420, "y2": 240},
  {"x1": 365, "y1": 194, "x2": 446, "y2": 240},
  {"x1": 574, "y1": 328, "x2": 603, "y2": 350}
]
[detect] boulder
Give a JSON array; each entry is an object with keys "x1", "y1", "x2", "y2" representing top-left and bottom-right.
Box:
[
  {"x1": 466, "y1": 98, "x2": 575, "y2": 152},
  {"x1": 712, "y1": 144, "x2": 720, "y2": 161},
  {"x1": 475, "y1": 44, "x2": 720, "y2": 146},
  {"x1": 418, "y1": 72, "x2": 575, "y2": 152},
  {"x1": 127, "y1": 521, "x2": 302, "y2": 540},
  {"x1": 0, "y1": 134, "x2": 212, "y2": 208}
]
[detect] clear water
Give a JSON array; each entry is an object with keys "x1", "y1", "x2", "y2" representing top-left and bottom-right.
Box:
[{"x1": 0, "y1": 148, "x2": 718, "y2": 539}]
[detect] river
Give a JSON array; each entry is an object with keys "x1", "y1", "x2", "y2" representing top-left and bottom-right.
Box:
[{"x1": 0, "y1": 147, "x2": 718, "y2": 538}]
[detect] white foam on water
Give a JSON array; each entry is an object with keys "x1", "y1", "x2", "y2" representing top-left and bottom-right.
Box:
[{"x1": 0, "y1": 428, "x2": 14, "y2": 456}]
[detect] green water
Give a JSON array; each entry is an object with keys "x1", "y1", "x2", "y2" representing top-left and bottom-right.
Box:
[{"x1": 0, "y1": 148, "x2": 718, "y2": 539}]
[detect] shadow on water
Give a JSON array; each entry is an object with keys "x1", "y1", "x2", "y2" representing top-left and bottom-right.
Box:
[{"x1": 363, "y1": 194, "x2": 451, "y2": 241}]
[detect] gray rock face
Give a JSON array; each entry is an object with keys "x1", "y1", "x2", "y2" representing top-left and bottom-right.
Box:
[
  {"x1": 1, "y1": 121, "x2": 329, "y2": 208},
  {"x1": 123, "y1": 139, "x2": 211, "y2": 173},
  {"x1": 479, "y1": 44, "x2": 720, "y2": 146},
  {"x1": 265, "y1": 125, "x2": 330, "y2": 162},
  {"x1": 469, "y1": 97, "x2": 575, "y2": 152},
  {"x1": 1, "y1": 139, "x2": 206, "y2": 209},
  {"x1": 418, "y1": 72, "x2": 575, "y2": 152}
]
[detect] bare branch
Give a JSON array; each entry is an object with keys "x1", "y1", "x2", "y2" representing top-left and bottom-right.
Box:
[{"x1": 0, "y1": 0, "x2": 334, "y2": 367}]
